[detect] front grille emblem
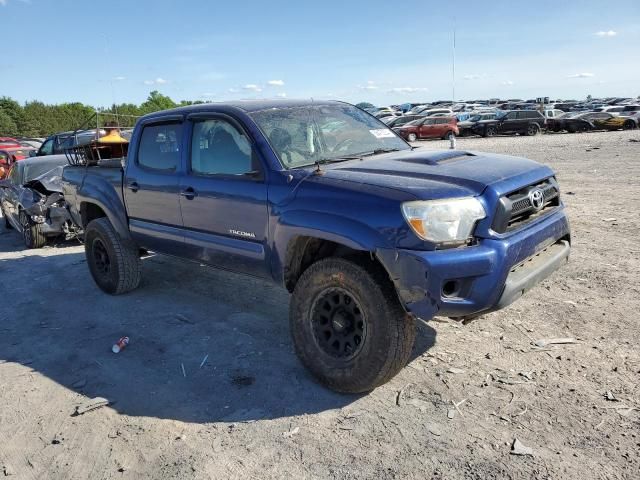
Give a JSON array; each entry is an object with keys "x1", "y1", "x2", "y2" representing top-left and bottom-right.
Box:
[{"x1": 529, "y1": 189, "x2": 545, "y2": 211}]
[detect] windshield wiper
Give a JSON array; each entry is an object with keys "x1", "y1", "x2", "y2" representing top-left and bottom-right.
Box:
[{"x1": 357, "y1": 148, "x2": 402, "y2": 157}]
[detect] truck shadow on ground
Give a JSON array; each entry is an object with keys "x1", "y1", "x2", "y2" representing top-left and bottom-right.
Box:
[{"x1": 0, "y1": 244, "x2": 437, "y2": 424}]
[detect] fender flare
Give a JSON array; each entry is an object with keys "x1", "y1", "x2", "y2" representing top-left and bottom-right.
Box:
[
  {"x1": 77, "y1": 176, "x2": 132, "y2": 242},
  {"x1": 271, "y1": 210, "x2": 391, "y2": 283}
]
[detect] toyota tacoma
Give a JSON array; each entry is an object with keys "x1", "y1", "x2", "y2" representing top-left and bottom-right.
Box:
[{"x1": 61, "y1": 100, "x2": 571, "y2": 393}]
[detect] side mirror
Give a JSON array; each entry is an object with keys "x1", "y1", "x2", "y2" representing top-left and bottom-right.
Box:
[{"x1": 29, "y1": 150, "x2": 37, "y2": 157}]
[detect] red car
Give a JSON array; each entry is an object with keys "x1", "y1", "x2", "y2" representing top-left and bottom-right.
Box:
[
  {"x1": 0, "y1": 146, "x2": 36, "y2": 179},
  {"x1": 393, "y1": 116, "x2": 459, "y2": 141}
]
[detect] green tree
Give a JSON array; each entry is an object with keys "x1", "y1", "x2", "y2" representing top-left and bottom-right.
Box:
[
  {"x1": 139, "y1": 91, "x2": 177, "y2": 114},
  {"x1": 0, "y1": 110, "x2": 18, "y2": 136}
]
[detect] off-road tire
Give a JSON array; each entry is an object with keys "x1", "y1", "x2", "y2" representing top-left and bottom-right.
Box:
[
  {"x1": 84, "y1": 217, "x2": 141, "y2": 295},
  {"x1": 289, "y1": 257, "x2": 416, "y2": 393},
  {"x1": 525, "y1": 123, "x2": 540, "y2": 136},
  {"x1": 20, "y1": 210, "x2": 46, "y2": 248},
  {"x1": 407, "y1": 133, "x2": 417, "y2": 142},
  {"x1": 484, "y1": 125, "x2": 497, "y2": 137}
]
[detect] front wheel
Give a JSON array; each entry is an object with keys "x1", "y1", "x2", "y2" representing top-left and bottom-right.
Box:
[
  {"x1": 484, "y1": 125, "x2": 497, "y2": 137},
  {"x1": 444, "y1": 131, "x2": 455, "y2": 140},
  {"x1": 623, "y1": 120, "x2": 637, "y2": 130},
  {"x1": 84, "y1": 217, "x2": 142, "y2": 295},
  {"x1": 290, "y1": 257, "x2": 416, "y2": 393},
  {"x1": 407, "y1": 133, "x2": 417, "y2": 142},
  {"x1": 20, "y1": 210, "x2": 46, "y2": 248},
  {"x1": 1, "y1": 204, "x2": 11, "y2": 230}
]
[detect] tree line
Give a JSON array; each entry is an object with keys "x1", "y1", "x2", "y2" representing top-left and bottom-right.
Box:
[{"x1": 0, "y1": 91, "x2": 207, "y2": 138}]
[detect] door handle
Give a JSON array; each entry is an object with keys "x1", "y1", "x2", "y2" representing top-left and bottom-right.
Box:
[
  {"x1": 180, "y1": 187, "x2": 197, "y2": 200},
  {"x1": 126, "y1": 181, "x2": 139, "y2": 192}
]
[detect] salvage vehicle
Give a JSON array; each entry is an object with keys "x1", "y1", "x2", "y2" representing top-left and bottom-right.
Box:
[
  {"x1": 456, "y1": 112, "x2": 497, "y2": 136},
  {"x1": 592, "y1": 114, "x2": 638, "y2": 131},
  {"x1": 62, "y1": 100, "x2": 571, "y2": 393},
  {"x1": 383, "y1": 114, "x2": 426, "y2": 128},
  {"x1": 0, "y1": 155, "x2": 80, "y2": 248},
  {"x1": 472, "y1": 110, "x2": 545, "y2": 137},
  {"x1": 393, "y1": 116, "x2": 458, "y2": 141},
  {"x1": 0, "y1": 146, "x2": 36, "y2": 179}
]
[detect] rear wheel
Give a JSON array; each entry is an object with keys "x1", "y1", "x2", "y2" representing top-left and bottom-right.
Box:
[
  {"x1": 526, "y1": 123, "x2": 540, "y2": 136},
  {"x1": 623, "y1": 119, "x2": 637, "y2": 130},
  {"x1": 290, "y1": 257, "x2": 415, "y2": 393},
  {"x1": 84, "y1": 218, "x2": 142, "y2": 295},
  {"x1": 20, "y1": 210, "x2": 46, "y2": 248},
  {"x1": 407, "y1": 133, "x2": 417, "y2": 142}
]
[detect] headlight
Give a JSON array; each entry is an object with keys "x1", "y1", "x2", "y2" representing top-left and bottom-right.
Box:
[{"x1": 401, "y1": 197, "x2": 486, "y2": 244}]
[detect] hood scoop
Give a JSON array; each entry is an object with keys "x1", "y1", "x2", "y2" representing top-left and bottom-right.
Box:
[{"x1": 399, "y1": 150, "x2": 476, "y2": 165}]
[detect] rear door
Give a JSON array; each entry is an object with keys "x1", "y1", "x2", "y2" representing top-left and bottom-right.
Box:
[
  {"x1": 178, "y1": 114, "x2": 270, "y2": 277},
  {"x1": 123, "y1": 119, "x2": 185, "y2": 255}
]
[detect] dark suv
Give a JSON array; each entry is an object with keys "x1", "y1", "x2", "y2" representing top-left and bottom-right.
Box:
[{"x1": 472, "y1": 110, "x2": 545, "y2": 137}]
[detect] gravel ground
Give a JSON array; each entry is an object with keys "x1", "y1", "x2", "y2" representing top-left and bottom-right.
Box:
[{"x1": 1, "y1": 130, "x2": 639, "y2": 479}]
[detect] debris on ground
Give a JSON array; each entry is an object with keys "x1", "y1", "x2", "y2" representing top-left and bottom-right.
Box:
[
  {"x1": 282, "y1": 426, "x2": 300, "y2": 438},
  {"x1": 604, "y1": 391, "x2": 618, "y2": 402},
  {"x1": 447, "y1": 367, "x2": 465, "y2": 374},
  {"x1": 510, "y1": 438, "x2": 534, "y2": 456},
  {"x1": 74, "y1": 397, "x2": 109, "y2": 415},
  {"x1": 533, "y1": 338, "x2": 577, "y2": 348}
]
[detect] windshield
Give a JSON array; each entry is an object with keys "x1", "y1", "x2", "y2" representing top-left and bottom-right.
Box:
[{"x1": 249, "y1": 104, "x2": 410, "y2": 168}]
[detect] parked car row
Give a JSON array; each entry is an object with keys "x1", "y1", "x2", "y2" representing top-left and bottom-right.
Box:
[{"x1": 362, "y1": 95, "x2": 639, "y2": 141}]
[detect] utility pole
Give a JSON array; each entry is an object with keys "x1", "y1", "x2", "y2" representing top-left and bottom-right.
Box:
[{"x1": 452, "y1": 18, "x2": 456, "y2": 104}]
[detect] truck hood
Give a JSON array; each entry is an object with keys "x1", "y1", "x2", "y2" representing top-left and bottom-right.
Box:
[{"x1": 317, "y1": 149, "x2": 553, "y2": 200}]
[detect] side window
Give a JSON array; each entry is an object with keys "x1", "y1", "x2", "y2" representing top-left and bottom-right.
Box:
[
  {"x1": 138, "y1": 123, "x2": 183, "y2": 171},
  {"x1": 8, "y1": 164, "x2": 20, "y2": 184},
  {"x1": 505, "y1": 112, "x2": 517, "y2": 120},
  {"x1": 39, "y1": 138, "x2": 53, "y2": 156},
  {"x1": 190, "y1": 119, "x2": 254, "y2": 176},
  {"x1": 423, "y1": 119, "x2": 435, "y2": 125}
]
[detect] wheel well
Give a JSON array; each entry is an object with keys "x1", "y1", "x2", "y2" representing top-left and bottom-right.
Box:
[
  {"x1": 81, "y1": 202, "x2": 106, "y2": 227},
  {"x1": 284, "y1": 236, "x2": 384, "y2": 292}
]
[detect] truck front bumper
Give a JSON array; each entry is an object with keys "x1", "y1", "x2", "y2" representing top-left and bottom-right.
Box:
[{"x1": 377, "y1": 208, "x2": 571, "y2": 320}]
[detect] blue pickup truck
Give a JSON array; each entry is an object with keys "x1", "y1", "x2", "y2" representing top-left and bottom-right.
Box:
[{"x1": 61, "y1": 100, "x2": 571, "y2": 393}]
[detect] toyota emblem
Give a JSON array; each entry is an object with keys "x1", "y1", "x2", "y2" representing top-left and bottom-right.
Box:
[{"x1": 529, "y1": 189, "x2": 545, "y2": 211}]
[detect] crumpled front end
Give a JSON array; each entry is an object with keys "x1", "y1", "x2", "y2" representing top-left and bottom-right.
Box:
[{"x1": 377, "y1": 201, "x2": 571, "y2": 321}]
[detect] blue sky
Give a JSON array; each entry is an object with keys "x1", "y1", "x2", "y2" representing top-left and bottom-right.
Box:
[{"x1": 1, "y1": 0, "x2": 639, "y2": 106}]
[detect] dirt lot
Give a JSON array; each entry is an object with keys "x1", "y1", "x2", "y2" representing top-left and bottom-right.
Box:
[{"x1": 1, "y1": 130, "x2": 639, "y2": 479}]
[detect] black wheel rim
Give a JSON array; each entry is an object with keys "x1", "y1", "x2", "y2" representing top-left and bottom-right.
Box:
[
  {"x1": 20, "y1": 213, "x2": 31, "y2": 244},
  {"x1": 92, "y1": 238, "x2": 111, "y2": 277},
  {"x1": 310, "y1": 287, "x2": 367, "y2": 360}
]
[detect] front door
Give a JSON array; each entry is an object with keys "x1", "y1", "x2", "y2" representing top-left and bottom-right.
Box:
[
  {"x1": 123, "y1": 121, "x2": 185, "y2": 255},
  {"x1": 419, "y1": 118, "x2": 436, "y2": 138},
  {"x1": 179, "y1": 115, "x2": 270, "y2": 278}
]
